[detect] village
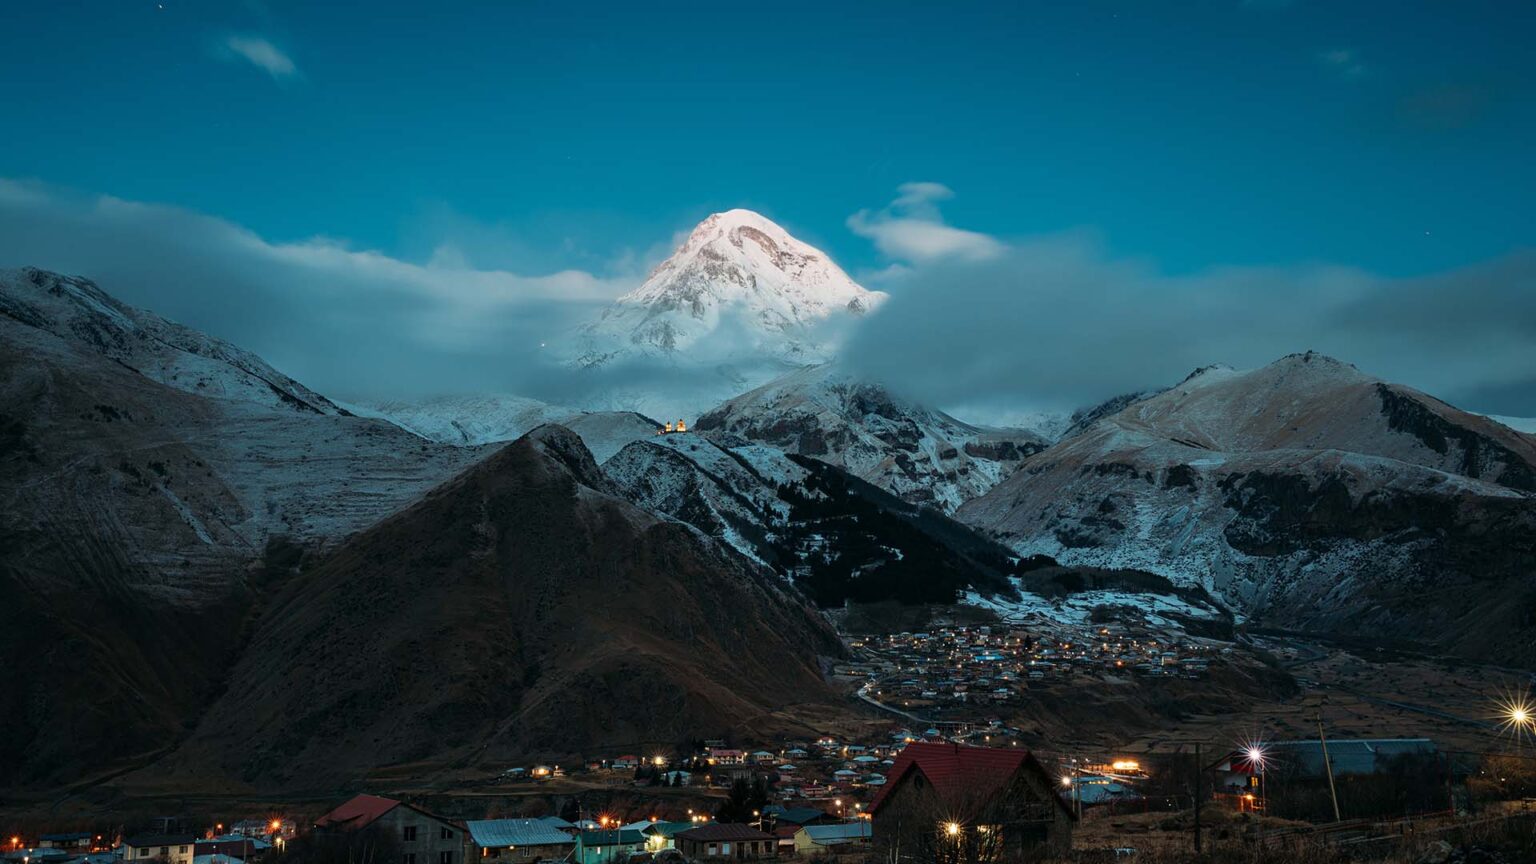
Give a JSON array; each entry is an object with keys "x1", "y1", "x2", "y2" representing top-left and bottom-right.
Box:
[
  {"x1": 844, "y1": 621, "x2": 1217, "y2": 721},
  {"x1": 8, "y1": 611, "x2": 1536, "y2": 864},
  {"x1": 9, "y1": 703, "x2": 1536, "y2": 864}
]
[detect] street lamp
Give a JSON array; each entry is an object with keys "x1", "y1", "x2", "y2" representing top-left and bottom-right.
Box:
[
  {"x1": 1501, "y1": 698, "x2": 1534, "y2": 741},
  {"x1": 1244, "y1": 744, "x2": 1269, "y2": 813}
]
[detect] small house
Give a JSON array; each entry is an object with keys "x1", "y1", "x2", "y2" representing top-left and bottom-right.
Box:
[
  {"x1": 315, "y1": 794, "x2": 463, "y2": 864},
  {"x1": 673, "y1": 824, "x2": 775, "y2": 860},
  {"x1": 793, "y1": 822, "x2": 872, "y2": 855},
  {"x1": 122, "y1": 835, "x2": 197, "y2": 864}
]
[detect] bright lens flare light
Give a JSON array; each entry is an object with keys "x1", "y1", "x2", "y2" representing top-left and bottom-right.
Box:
[
  {"x1": 1495, "y1": 693, "x2": 1536, "y2": 740},
  {"x1": 1243, "y1": 743, "x2": 1268, "y2": 771},
  {"x1": 944, "y1": 822, "x2": 961, "y2": 837}
]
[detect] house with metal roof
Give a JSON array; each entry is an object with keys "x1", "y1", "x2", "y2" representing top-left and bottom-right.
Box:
[
  {"x1": 465, "y1": 819, "x2": 575, "y2": 862},
  {"x1": 793, "y1": 822, "x2": 872, "y2": 855}
]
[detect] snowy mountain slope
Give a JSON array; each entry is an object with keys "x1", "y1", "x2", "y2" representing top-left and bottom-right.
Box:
[
  {"x1": 604, "y1": 432, "x2": 1018, "y2": 606},
  {"x1": 604, "y1": 433, "x2": 792, "y2": 564},
  {"x1": 573, "y1": 209, "x2": 883, "y2": 368},
  {"x1": 559, "y1": 210, "x2": 887, "y2": 419},
  {"x1": 550, "y1": 410, "x2": 662, "y2": 462},
  {"x1": 958, "y1": 351, "x2": 1536, "y2": 663},
  {"x1": 351, "y1": 394, "x2": 576, "y2": 445},
  {"x1": 1487, "y1": 414, "x2": 1536, "y2": 435},
  {"x1": 693, "y1": 363, "x2": 1048, "y2": 513},
  {"x1": 0, "y1": 267, "x2": 344, "y2": 415}
]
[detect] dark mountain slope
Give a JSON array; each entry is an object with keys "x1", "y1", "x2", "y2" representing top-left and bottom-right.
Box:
[
  {"x1": 0, "y1": 269, "x2": 490, "y2": 793},
  {"x1": 133, "y1": 425, "x2": 855, "y2": 794}
]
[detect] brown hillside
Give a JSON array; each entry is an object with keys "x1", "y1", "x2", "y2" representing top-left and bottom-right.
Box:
[{"x1": 134, "y1": 425, "x2": 854, "y2": 794}]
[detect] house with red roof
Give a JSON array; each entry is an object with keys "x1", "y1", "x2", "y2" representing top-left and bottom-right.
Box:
[
  {"x1": 868, "y1": 742, "x2": 1072, "y2": 858},
  {"x1": 315, "y1": 794, "x2": 464, "y2": 864}
]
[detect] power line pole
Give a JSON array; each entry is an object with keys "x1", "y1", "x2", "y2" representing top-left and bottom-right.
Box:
[
  {"x1": 1193, "y1": 741, "x2": 1202, "y2": 856},
  {"x1": 1317, "y1": 706, "x2": 1342, "y2": 822}
]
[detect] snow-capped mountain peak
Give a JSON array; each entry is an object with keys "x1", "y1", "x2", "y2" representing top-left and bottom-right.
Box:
[{"x1": 574, "y1": 209, "x2": 885, "y2": 369}]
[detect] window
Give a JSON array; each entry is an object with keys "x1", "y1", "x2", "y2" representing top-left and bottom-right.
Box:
[
  {"x1": 404, "y1": 827, "x2": 418, "y2": 842},
  {"x1": 440, "y1": 827, "x2": 453, "y2": 840},
  {"x1": 404, "y1": 855, "x2": 416, "y2": 864},
  {"x1": 179, "y1": 848, "x2": 188, "y2": 854},
  {"x1": 137, "y1": 850, "x2": 150, "y2": 858},
  {"x1": 439, "y1": 852, "x2": 453, "y2": 864}
]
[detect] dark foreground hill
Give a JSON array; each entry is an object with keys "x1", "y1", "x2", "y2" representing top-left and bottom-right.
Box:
[{"x1": 128, "y1": 425, "x2": 855, "y2": 795}]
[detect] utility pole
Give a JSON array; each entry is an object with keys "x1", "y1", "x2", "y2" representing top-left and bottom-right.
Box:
[
  {"x1": 1317, "y1": 706, "x2": 1342, "y2": 822},
  {"x1": 1193, "y1": 741, "x2": 1202, "y2": 856}
]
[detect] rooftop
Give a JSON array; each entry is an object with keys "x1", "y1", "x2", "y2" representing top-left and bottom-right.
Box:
[
  {"x1": 676, "y1": 824, "x2": 776, "y2": 842},
  {"x1": 315, "y1": 794, "x2": 401, "y2": 830},
  {"x1": 465, "y1": 819, "x2": 574, "y2": 848}
]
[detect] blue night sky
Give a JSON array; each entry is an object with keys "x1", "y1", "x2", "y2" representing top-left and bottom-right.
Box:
[{"x1": 2, "y1": 1, "x2": 1534, "y2": 412}]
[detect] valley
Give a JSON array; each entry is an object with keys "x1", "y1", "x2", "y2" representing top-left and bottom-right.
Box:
[{"x1": 3, "y1": 213, "x2": 1534, "y2": 862}]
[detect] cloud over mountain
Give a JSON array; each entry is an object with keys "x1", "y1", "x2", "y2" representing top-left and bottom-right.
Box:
[
  {"x1": 844, "y1": 187, "x2": 1536, "y2": 418},
  {"x1": 0, "y1": 179, "x2": 632, "y2": 402}
]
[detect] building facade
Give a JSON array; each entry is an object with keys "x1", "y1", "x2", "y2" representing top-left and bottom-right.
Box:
[
  {"x1": 315, "y1": 794, "x2": 463, "y2": 864},
  {"x1": 870, "y1": 743, "x2": 1073, "y2": 860},
  {"x1": 673, "y1": 825, "x2": 775, "y2": 860},
  {"x1": 122, "y1": 835, "x2": 197, "y2": 864}
]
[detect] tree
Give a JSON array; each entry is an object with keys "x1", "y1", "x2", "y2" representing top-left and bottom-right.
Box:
[{"x1": 706, "y1": 776, "x2": 770, "y2": 823}]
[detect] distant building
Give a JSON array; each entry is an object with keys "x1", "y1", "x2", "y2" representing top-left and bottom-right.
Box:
[
  {"x1": 194, "y1": 840, "x2": 265, "y2": 863},
  {"x1": 122, "y1": 835, "x2": 197, "y2": 864},
  {"x1": 869, "y1": 742, "x2": 1073, "y2": 859},
  {"x1": 1063, "y1": 775, "x2": 1139, "y2": 806},
  {"x1": 465, "y1": 819, "x2": 574, "y2": 863},
  {"x1": 315, "y1": 794, "x2": 463, "y2": 864},
  {"x1": 673, "y1": 824, "x2": 775, "y2": 860},
  {"x1": 1212, "y1": 738, "x2": 1441, "y2": 792},
  {"x1": 708, "y1": 748, "x2": 746, "y2": 765},
  {"x1": 762, "y1": 806, "x2": 835, "y2": 828},
  {"x1": 38, "y1": 835, "x2": 92, "y2": 851}
]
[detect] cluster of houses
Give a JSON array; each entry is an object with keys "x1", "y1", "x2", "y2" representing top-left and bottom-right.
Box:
[
  {"x1": 320, "y1": 742, "x2": 1074, "y2": 863},
  {"x1": 9, "y1": 734, "x2": 1470, "y2": 863},
  {"x1": 5, "y1": 742, "x2": 1081, "y2": 864},
  {"x1": 3, "y1": 822, "x2": 294, "y2": 864},
  {"x1": 853, "y1": 623, "x2": 1217, "y2": 716}
]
